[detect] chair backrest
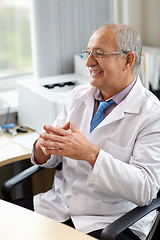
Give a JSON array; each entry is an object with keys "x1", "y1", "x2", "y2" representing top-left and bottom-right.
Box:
[
  {"x1": 147, "y1": 190, "x2": 160, "y2": 240},
  {"x1": 147, "y1": 212, "x2": 160, "y2": 240}
]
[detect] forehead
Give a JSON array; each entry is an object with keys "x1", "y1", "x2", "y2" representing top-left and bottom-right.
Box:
[{"x1": 88, "y1": 28, "x2": 116, "y2": 50}]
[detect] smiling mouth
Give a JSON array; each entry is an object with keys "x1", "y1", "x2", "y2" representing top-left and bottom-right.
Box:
[
  {"x1": 91, "y1": 70, "x2": 103, "y2": 73},
  {"x1": 89, "y1": 67, "x2": 104, "y2": 74},
  {"x1": 90, "y1": 69, "x2": 104, "y2": 77}
]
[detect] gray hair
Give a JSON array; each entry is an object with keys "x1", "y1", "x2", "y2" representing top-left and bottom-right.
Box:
[{"x1": 95, "y1": 23, "x2": 142, "y2": 76}]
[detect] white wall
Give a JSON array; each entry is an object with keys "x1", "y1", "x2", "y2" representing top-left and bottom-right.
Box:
[
  {"x1": 114, "y1": 0, "x2": 142, "y2": 35},
  {"x1": 30, "y1": 0, "x2": 115, "y2": 78},
  {"x1": 141, "y1": 0, "x2": 160, "y2": 47},
  {"x1": 114, "y1": 0, "x2": 160, "y2": 48}
]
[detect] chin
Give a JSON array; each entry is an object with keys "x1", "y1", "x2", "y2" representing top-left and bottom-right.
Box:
[{"x1": 90, "y1": 78, "x2": 101, "y2": 88}]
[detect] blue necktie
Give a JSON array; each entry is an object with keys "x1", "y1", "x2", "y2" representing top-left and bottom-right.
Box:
[{"x1": 90, "y1": 99, "x2": 114, "y2": 132}]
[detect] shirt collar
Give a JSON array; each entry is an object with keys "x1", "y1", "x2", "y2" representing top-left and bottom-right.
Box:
[{"x1": 94, "y1": 77, "x2": 137, "y2": 105}]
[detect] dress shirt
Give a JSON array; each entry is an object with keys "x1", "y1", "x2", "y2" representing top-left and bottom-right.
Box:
[{"x1": 93, "y1": 78, "x2": 136, "y2": 118}]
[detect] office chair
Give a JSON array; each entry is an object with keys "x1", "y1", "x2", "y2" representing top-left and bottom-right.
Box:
[{"x1": 1, "y1": 164, "x2": 160, "y2": 240}]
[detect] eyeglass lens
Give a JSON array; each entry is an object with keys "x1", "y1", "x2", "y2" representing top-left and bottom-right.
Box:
[{"x1": 81, "y1": 51, "x2": 103, "y2": 60}]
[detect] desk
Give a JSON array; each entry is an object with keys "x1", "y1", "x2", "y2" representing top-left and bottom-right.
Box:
[
  {"x1": 0, "y1": 200, "x2": 95, "y2": 240},
  {"x1": 0, "y1": 128, "x2": 35, "y2": 167}
]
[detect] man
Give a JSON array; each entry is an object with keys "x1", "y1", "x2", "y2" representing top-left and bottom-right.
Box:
[{"x1": 16, "y1": 23, "x2": 160, "y2": 239}]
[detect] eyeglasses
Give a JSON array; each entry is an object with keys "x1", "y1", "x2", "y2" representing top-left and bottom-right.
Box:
[{"x1": 81, "y1": 50, "x2": 130, "y2": 60}]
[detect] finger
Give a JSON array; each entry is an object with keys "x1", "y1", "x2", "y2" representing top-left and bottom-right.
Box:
[
  {"x1": 39, "y1": 133, "x2": 66, "y2": 145},
  {"x1": 44, "y1": 148, "x2": 64, "y2": 156},
  {"x1": 43, "y1": 122, "x2": 70, "y2": 132},
  {"x1": 41, "y1": 146, "x2": 51, "y2": 156},
  {"x1": 70, "y1": 121, "x2": 79, "y2": 133},
  {"x1": 61, "y1": 122, "x2": 71, "y2": 130},
  {"x1": 44, "y1": 124, "x2": 71, "y2": 136},
  {"x1": 40, "y1": 137, "x2": 65, "y2": 149}
]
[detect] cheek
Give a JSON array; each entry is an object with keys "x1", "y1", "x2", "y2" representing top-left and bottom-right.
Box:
[
  {"x1": 100, "y1": 59, "x2": 114, "y2": 71},
  {"x1": 103, "y1": 58, "x2": 123, "y2": 75},
  {"x1": 102, "y1": 65, "x2": 114, "y2": 77}
]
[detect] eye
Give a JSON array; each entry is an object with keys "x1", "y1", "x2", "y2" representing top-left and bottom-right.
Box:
[
  {"x1": 96, "y1": 52, "x2": 103, "y2": 56},
  {"x1": 94, "y1": 51, "x2": 104, "y2": 59}
]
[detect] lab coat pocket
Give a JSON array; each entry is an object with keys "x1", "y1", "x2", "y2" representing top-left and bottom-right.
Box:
[
  {"x1": 104, "y1": 139, "x2": 132, "y2": 163},
  {"x1": 100, "y1": 200, "x2": 135, "y2": 216}
]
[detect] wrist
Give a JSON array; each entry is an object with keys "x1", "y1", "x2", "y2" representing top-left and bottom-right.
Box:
[
  {"x1": 34, "y1": 138, "x2": 51, "y2": 164},
  {"x1": 87, "y1": 145, "x2": 100, "y2": 168}
]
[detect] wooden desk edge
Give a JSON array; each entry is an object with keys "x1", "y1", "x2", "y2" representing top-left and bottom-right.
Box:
[
  {"x1": 0, "y1": 152, "x2": 31, "y2": 167},
  {"x1": 0, "y1": 199, "x2": 96, "y2": 240}
]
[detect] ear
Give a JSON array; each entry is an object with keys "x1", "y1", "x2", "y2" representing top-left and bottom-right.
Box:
[{"x1": 123, "y1": 52, "x2": 135, "y2": 71}]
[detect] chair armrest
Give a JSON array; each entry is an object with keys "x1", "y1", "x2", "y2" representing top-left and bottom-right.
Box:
[
  {"x1": 100, "y1": 198, "x2": 160, "y2": 240},
  {"x1": 1, "y1": 165, "x2": 44, "y2": 201}
]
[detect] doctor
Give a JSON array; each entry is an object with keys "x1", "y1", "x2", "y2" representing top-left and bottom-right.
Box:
[{"x1": 17, "y1": 23, "x2": 160, "y2": 240}]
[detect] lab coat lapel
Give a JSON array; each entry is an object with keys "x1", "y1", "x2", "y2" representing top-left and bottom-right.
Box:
[{"x1": 80, "y1": 86, "x2": 97, "y2": 135}]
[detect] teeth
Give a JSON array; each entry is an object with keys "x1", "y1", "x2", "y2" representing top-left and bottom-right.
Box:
[
  {"x1": 89, "y1": 68, "x2": 103, "y2": 74},
  {"x1": 92, "y1": 71, "x2": 102, "y2": 73}
]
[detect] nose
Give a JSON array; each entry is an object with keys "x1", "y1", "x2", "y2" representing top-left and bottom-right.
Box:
[{"x1": 86, "y1": 54, "x2": 98, "y2": 68}]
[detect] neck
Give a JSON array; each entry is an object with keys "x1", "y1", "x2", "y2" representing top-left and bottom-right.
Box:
[{"x1": 101, "y1": 75, "x2": 136, "y2": 100}]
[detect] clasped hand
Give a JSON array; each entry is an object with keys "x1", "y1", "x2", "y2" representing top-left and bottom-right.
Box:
[{"x1": 39, "y1": 121, "x2": 99, "y2": 167}]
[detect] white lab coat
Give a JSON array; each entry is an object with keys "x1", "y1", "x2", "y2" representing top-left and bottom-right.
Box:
[{"x1": 32, "y1": 77, "x2": 160, "y2": 240}]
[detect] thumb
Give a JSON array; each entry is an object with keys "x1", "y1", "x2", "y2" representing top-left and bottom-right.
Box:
[
  {"x1": 61, "y1": 122, "x2": 71, "y2": 130},
  {"x1": 70, "y1": 121, "x2": 78, "y2": 133}
]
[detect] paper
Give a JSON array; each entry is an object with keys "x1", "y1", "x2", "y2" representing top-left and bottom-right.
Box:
[
  {"x1": 11, "y1": 132, "x2": 39, "y2": 150},
  {"x1": 0, "y1": 142, "x2": 7, "y2": 149}
]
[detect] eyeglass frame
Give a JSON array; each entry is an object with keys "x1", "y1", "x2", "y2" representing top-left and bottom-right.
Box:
[{"x1": 80, "y1": 50, "x2": 130, "y2": 60}]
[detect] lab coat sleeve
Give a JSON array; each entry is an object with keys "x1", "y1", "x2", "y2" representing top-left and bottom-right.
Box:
[
  {"x1": 31, "y1": 149, "x2": 63, "y2": 168},
  {"x1": 87, "y1": 115, "x2": 160, "y2": 206}
]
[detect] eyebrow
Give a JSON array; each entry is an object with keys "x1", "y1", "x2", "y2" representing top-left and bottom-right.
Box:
[{"x1": 87, "y1": 48, "x2": 103, "y2": 51}]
